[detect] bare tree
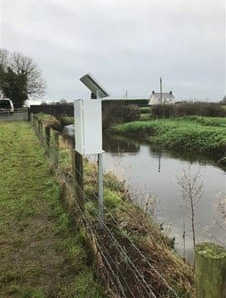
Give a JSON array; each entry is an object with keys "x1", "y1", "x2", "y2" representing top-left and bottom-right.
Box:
[
  {"x1": 177, "y1": 166, "x2": 203, "y2": 249},
  {"x1": 0, "y1": 49, "x2": 9, "y2": 71},
  {"x1": 0, "y1": 48, "x2": 46, "y2": 107},
  {"x1": 10, "y1": 51, "x2": 46, "y2": 98}
]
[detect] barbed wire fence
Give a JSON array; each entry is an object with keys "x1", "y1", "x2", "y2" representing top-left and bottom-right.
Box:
[{"x1": 31, "y1": 114, "x2": 184, "y2": 298}]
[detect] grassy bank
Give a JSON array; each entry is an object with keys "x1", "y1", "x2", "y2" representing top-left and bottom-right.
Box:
[
  {"x1": 110, "y1": 116, "x2": 226, "y2": 161},
  {"x1": 82, "y1": 161, "x2": 194, "y2": 297},
  {"x1": 32, "y1": 114, "x2": 195, "y2": 297},
  {"x1": 0, "y1": 122, "x2": 104, "y2": 297}
]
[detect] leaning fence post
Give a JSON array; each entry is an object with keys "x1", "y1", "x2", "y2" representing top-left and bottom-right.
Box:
[
  {"x1": 195, "y1": 242, "x2": 226, "y2": 298},
  {"x1": 71, "y1": 147, "x2": 84, "y2": 210},
  {"x1": 53, "y1": 131, "x2": 59, "y2": 168},
  {"x1": 45, "y1": 126, "x2": 50, "y2": 157}
]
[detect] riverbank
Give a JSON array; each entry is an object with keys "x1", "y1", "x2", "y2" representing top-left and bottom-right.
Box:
[
  {"x1": 31, "y1": 113, "x2": 195, "y2": 297},
  {"x1": 83, "y1": 161, "x2": 195, "y2": 296},
  {"x1": 0, "y1": 122, "x2": 104, "y2": 297},
  {"x1": 110, "y1": 116, "x2": 226, "y2": 167}
]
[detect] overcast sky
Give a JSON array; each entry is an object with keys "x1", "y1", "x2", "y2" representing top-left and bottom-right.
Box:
[{"x1": 0, "y1": 0, "x2": 225, "y2": 102}]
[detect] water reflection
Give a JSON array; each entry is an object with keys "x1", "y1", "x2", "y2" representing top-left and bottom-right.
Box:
[
  {"x1": 103, "y1": 134, "x2": 140, "y2": 154},
  {"x1": 62, "y1": 125, "x2": 226, "y2": 261},
  {"x1": 149, "y1": 145, "x2": 222, "y2": 169},
  {"x1": 102, "y1": 134, "x2": 226, "y2": 262}
]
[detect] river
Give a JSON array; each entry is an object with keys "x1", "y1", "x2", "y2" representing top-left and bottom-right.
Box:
[{"x1": 63, "y1": 125, "x2": 226, "y2": 262}]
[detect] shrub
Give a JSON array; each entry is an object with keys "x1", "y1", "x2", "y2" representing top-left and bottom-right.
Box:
[
  {"x1": 151, "y1": 102, "x2": 226, "y2": 118},
  {"x1": 122, "y1": 105, "x2": 140, "y2": 122},
  {"x1": 102, "y1": 103, "x2": 140, "y2": 130},
  {"x1": 139, "y1": 107, "x2": 150, "y2": 114},
  {"x1": 151, "y1": 105, "x2": 175, "y2": 118},
  {"x1": 102, "y1": 99, "x2": 148, "y2": 107}
]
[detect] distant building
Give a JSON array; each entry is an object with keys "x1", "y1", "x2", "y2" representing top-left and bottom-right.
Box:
[{"x1": 148, "y1": 91, "x2": 175, "y2": 105}]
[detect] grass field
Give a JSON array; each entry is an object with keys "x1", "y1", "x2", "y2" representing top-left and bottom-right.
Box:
[
  {"x1": 0, "y1": 121, "x2": 104, "y2": 297},
  {"x1": 111, "y1": 116, "x2": 226, "y2": 158}
]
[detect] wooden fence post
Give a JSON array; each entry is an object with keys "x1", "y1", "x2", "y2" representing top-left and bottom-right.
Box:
[
  {"x1": 45, "y1": 126, "x2": 50, "y2": 156},
  {"x1": 54, "y1": 131, "x2": 59, "y2": 168},
  {"x1": 38, "y1": 120, "x2": 42, "y2": 140},
  {"x1": 33, "y1": 116, "x2": 38, "y2": 135},
  {"x1": 39, "y1": 121, "x2": 44, "y2": 144},
  {"x1": 71, "y1": 148, "x2": 84, "y2": 210},
  {"x1": 195, "y1": 242, "x2": 226, "y2": 298}
]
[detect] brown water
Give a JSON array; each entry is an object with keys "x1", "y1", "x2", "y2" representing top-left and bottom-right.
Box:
[
  {"x1": 63, "y1": 125, "x2": 226, "y2": 261},
  {"x1": 102, "y1": 134, "x2": 226, "y2": 262}
]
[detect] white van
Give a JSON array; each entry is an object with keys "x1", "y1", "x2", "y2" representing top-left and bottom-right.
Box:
[{"x1": 0, "y1": 98, "x2": 14, "y2": 113}]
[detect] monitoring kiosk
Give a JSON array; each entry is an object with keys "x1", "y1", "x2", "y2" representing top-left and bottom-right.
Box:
[
  {"x1": 75, "y1": 73, "x2": 109, "y2": 228},
  {"x1": 74, "y1": 73, "x2": 109, "y2": 155},
  {"x1": 74, "y1": 99, "x2": 102, "y2": 155}
]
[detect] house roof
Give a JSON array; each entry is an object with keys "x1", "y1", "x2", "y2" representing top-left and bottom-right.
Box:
[{"x1": 150, "y1": 92, "x2": 175, "y2": 99}]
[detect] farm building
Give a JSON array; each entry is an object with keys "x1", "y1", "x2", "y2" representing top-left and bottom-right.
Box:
[{"x1": 148, "y1": 91, "x2": 175, "y2": 105}]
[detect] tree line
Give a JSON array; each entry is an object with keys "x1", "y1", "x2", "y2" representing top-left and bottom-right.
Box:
[{"x1": 0, "y1": 48, "x2": 45, "y2": 107}]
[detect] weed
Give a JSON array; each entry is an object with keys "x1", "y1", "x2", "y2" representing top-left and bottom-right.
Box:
[
  {"x1": 177, "y1": 167, "x2": 204, "y2": 251},
  {"x1": 104, "y1": 189, "x2": 122, "y2": 210}
]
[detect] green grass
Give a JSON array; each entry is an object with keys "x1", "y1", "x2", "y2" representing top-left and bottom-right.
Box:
[
  {"x1": 29, "y1": 117, "x2": 195, "y2": 297},
  {"x1": 82, "y1": 161, "x2": 194, "y2": 297},
  {"x1": 33, "y1": 113, "x2": 62, "y2": 130},
  {"x1": 111, "y1": 116, "x2": 226, "y2": 157},
  {"x1": 184, "y1": 116, "x2": 226, "y2": 127},
  {"x1": 61, "y1": 116, "x2": 74, "y2": 126},
  {"x1": 0, "y1": 121, "x2": 105, "y2": 297},
  {"x1": 140, "y1": 113, "x2": 150, "y2": 121}
]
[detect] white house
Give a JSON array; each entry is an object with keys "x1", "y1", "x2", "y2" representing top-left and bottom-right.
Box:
[{"x1": 148, "y1": 91, "x2": 175, "y2": 105}]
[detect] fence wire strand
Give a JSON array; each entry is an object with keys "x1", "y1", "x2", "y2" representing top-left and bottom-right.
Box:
[
  {"x1": 32, "y1": 117, "x2": 181, "y2": 298},
  {"x1": 71, "y1": 166, "x2": 179, "y2": 296}
]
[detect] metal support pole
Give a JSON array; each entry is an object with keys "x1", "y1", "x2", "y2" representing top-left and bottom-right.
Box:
[
  {"x1": 98, "y1": 153, "x2": 104, "y2": 229},
  {"x1": 160, "y1": 77, "x2": 163, "y2": 104}
]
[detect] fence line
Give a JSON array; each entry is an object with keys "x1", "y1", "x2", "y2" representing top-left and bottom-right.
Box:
[
  {"x1": 31, "y1": 114, "x2": 182, "y2": 298},
  {"x1": 71, "y1": 177, "x2": 180, "y2": 297},
  {"x1": 0, "y1": 108, "x2": 29, "y2": 121}
]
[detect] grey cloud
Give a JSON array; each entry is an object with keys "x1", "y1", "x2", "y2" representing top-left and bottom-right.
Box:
[{"x1": 1, "y1": 0, "x2": 225, "y2": 101}]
